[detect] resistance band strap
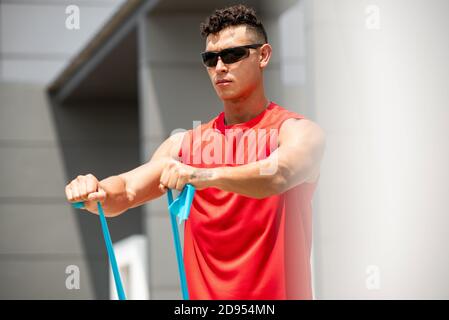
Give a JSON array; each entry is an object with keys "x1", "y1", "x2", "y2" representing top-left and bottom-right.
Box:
[
  {"x1": 167, "y1": 183, "x2": 196, "y2": 300},
  {"x1": 71, "y1": 183, "x2": 195, "y2": 301},
  {"x1": 72, "y1": 201, "x2": 126, "y2": 300}
]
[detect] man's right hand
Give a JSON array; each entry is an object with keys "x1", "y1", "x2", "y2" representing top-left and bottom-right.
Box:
[{"x1": 65, "y1": 174, "x2": 107, "y2": 209}]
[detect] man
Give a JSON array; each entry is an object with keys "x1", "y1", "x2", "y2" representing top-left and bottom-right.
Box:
[{"x1": 65, "y1": 4, "x2": 325, "y2": 300}]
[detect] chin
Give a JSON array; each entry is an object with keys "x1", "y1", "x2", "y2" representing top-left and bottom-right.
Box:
[{"x1": 216, "y1": 90, "x2": 242, "y2": 101}]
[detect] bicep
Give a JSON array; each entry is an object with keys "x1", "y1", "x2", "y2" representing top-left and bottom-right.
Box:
[
  {"x1": 275, "y1": 118, "x2": 326, "y2": 187},
  {"x1": 118, "y1": 131, "x2": 187, "y2": 207}
]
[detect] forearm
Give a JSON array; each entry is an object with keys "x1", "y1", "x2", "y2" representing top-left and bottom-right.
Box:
[
  {"x1": 84, "y1": 175, "x2": 132, "y2": 217},
  {"x1": 205, "y1": 157, "x2": 285, "y2": 199},
  {"x1": 194, "y1": 147, "x2": 316, "y2": 198}
]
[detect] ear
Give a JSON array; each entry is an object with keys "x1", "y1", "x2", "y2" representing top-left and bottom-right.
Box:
[{"x1": 259, "y1": 43, "x2": 272, "y2": 69}]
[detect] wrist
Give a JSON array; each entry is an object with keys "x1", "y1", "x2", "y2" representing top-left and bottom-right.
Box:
[
  {"x1": 189, "y1": 167, "x2": 221, "y2": 189},
  {"x1": 209, "y1": 167, "x2": 224, "y2": 189}
]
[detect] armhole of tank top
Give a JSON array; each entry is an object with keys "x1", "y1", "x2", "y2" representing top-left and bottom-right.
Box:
[
  {"x1": 277, "y1": 115, "x2": 305, "y2": 145},
  {"x1": 177, "y1": 130, "x2": 192, "y2": 162}
]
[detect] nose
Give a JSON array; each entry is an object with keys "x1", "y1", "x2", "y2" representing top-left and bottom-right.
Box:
[{"x1": 215, "y1": 56, "x2": 228, "y2": 73}]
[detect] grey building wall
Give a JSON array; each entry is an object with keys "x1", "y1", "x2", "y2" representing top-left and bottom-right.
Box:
[
  {"x1": 0, "y1": 0, "x2": 141, "y2": 299},
  {"x1": 0, "y1": 84, "x2": 143, "y2": 299},
  {"x1": 0, "y1": 0, "x2": 126, "y2": 84}
]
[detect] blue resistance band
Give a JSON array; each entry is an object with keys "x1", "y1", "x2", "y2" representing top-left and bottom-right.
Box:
[
  {"x1": 72, "y1": 201, "x2": 126, "y2": 300},
  {"x1": 166, "y1": 183, "x2": 196, "y2": 300},
  {"x1": 71, "y1": 183, "x2": 195, "y2": 301}
]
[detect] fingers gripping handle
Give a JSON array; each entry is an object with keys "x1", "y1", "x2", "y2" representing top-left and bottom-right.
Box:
[{"x1": 167, "y1": 184, "x2": 196, "y2": 225}]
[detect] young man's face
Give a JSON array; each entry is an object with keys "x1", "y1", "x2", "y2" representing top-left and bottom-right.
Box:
[{"x1": 204, "y1": 25, "x2": 271, "y2": 102}]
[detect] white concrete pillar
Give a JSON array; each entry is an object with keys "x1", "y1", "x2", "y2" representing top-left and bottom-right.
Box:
[{"x1": 307, "y1": 0, "x2": 449, "y2": 299}]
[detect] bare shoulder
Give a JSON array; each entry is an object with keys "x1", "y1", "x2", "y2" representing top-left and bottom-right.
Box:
[
  {"x1": 150, "y1": 131, "x2": 188, "y2": 162},
  {"x1": 280, "y1": 118, "x2": 325, "y2": 137}
]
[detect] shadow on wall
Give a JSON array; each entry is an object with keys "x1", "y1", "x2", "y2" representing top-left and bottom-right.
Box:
[{"x1": 48, "y1": 97, "x2": 144, "y2": 299}]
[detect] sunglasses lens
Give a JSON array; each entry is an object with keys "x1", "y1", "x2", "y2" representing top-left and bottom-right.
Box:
[
  {"x1": 202, "y1": 52, "x2": 218, "y2": 67},
  {"x1": 221, "y1": 47, "x2": 249, "y2": 64},
  {"x1": 201, "y1": 46, "x2": 254, "y2": 67}
]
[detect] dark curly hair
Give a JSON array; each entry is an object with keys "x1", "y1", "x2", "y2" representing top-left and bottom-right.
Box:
[{"x1": 200, "y1": 4, "x2": 268, "y2": 43}]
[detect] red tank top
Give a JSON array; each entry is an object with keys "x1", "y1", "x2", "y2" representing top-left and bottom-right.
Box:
[{"x1": 178, "y1": 101, "x2": 318, "y2": 299}]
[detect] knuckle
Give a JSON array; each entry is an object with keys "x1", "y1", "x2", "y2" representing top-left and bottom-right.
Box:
[{"x1": 86, "y1": 187, "x2": 95, "y2": 194}]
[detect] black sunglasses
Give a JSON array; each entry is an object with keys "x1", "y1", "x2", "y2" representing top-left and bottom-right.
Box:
[{"x1": 201, "y1": 44, "x2": 264, "y2": 67}]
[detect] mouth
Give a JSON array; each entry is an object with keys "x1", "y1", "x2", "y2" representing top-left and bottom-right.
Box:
[{"x1": 215, "y1": 79, "x2": 232, "y2": 85}]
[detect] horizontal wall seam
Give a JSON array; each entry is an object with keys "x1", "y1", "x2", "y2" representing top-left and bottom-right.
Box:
[
  {"x1": 0, "y1": 0, "x2": 120, "y2": 8},
  {"x1": 0, "y1": 253, "x2": 106, "y2": 260},
  {"x1": 0, "y1": 52, "x2": 71, "y2": 61},
  {"x1": 0, "y1": 196, "x2": 73, "y2": 204},
  {"x1": 0, "y1": 139, "x2": 140, "y2": 148}
]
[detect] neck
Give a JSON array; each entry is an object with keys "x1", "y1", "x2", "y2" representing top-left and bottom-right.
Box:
[{"x1": 222, "y1": 85, "x2": 270, "y2": 126}]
